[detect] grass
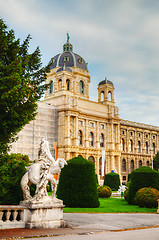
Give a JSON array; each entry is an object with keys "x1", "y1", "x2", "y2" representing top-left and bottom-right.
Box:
[
  {"x1": 63, "y1": 197, "x2": 157, "y2": 214},
  {"x1": 48, "y1": 192, "x2": 157, "y2": 213}
]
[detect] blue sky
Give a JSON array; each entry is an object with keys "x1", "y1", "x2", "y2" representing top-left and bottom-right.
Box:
[{"x1": 1, "y1": 0, "x2": 159, "y2": 126}]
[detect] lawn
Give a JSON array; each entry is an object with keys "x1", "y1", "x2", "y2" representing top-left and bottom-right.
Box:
[{"x1": 63, "y1": 197, "x2": 157, "y2": 213}]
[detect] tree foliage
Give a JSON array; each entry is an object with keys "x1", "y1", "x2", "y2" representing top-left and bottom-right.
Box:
[
  {"x1": 153, "y1": 151, "x2": 159, "y2": 171},
  {"x1": 0, "y1": 19, "x2": 50, "y2": 153},
  {"x1": 0, "y1": 153, "x2": 30, "y2": 204}
]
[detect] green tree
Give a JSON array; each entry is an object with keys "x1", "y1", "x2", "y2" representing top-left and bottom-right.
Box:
[
  {"x1": 0, "y1": 19, "x2": 50, "y2": 153},
  {"x1": 153, "y1": 151, "x2": 159, "y2": 171}
]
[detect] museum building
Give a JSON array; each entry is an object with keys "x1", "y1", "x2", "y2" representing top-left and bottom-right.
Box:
[{"x1": 12, "y1": 36, "x2": 159, "y2": 183}]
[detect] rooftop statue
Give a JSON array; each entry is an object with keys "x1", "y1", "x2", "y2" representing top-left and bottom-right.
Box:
[
  {"x1": 21, "y1": 138, "x2": 67, "y2": 204},
  {"x1": 67, "y1": 32, "x2": 70, "y2": 42}
]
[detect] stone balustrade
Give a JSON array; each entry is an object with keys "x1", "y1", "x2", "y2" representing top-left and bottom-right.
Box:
[{"x1": 0, "y1": 205, "x2": 26, "y2": 229}]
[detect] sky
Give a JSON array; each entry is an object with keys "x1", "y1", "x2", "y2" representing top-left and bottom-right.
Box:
[{"x1": 1, "y1": 0, "x2": 159, "y2": 126}]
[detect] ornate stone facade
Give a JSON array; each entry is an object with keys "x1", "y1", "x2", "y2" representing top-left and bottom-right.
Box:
[{"x1": 11, "y1": 36, "x2": 159, "y2": 183}]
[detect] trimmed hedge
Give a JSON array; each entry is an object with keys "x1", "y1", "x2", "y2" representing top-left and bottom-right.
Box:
[
  {"x1": 0, "y1": 153, "x2": 30, "y2": 204},
  {"x1": 97, "y1": 185, "x2": 112, "y2": 198},
  {"x1": 104, "y1": 172, "x2": 120, "y2": 191},
  {"x1": 57, "y1": 156, "x2": 99, "y2": 208},
  {"x1": 128, "y1": 173, "x2": 131, "y2": 182},
  {"x1": 95, "y1": 174, "x2": 99, "y2": 185},
  {"x1": 135, "y1": 187, "x2": 159, "y2": 208},
  {"x1": 124, "y1": 188, "x2": 129, "y2": 201},
  {"x1": 127, "y1": 166, "x2": 159, "y2": 204}
]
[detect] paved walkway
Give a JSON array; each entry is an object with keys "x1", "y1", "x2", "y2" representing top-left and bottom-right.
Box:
[
  {"x1": 25, "y1": 228, "x2": 159, "y2": 240},
  {"x1": 0, "y1": 213, "x2": 159, "y2": 239}
]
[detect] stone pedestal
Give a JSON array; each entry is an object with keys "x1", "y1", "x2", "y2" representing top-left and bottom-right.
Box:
[
  {"x1": 157, "y1": 199, "x2": 159, "y2": 214},
  {"x1": 21, "y1": 196, "x2": 65, "y2": 229}
]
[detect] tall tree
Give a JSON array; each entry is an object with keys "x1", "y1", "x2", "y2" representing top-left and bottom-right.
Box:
[
  {"x1": 0, "y1": 19, "x2": 50, "y2": 154},
  {"x1": 153, "y1": 152, "x2": 159, "y2": 171}
]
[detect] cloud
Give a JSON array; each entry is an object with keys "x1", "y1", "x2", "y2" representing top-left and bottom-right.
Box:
[{"x1": 1, "y1": 0, "x2": 159, "y2": 125}]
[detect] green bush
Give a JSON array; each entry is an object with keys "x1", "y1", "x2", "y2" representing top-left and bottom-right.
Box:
[
  {"x1": 57, "y1": 156, "x2": 99, "y2": 208},
  {"x1": 127, "y1": 166, "x2": 159, "y2": 204},
  {"x1": 95, "y1": 174, "x2": 99, "y2": 185},
  {"x1": 104, "y1": 172, "x2": 120, "y2": 191},
  {"x1": 124, "y1": 188, "x2": 129, "y2": 201},
  {"x1": 128, "y1": 173, "x2": 131, "y2": 182},
  {"x1": 135, "y1": 187, "x2": 159, "y2": 208},
  {"x1": 97, "y1": 185, "x2": 112, "y2": 198},
  {"x1": 0, "y1": 153, "x2": 30, "y2": 204}
]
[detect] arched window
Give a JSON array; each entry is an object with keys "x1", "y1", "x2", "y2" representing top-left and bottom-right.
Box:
[
  {"x1": 101, "y1": 91, "x2": 104, "y2": 101},
  {"x1": 58, "y1": 79, "x2": 62, "y2": 90},
  {"x1": 89, "y1": 132, "x2": 94, "y2": 147},
  {"x1": 88, "y1": 156, "x2": 95, "y2": 163},
  {"x1": 100, "y1": 133, "x2": 104, "y2": 147},
  {"x1": 129, "y1": 140, "x2": 133, "y2": 152},
  {"x1": 138, "y1": 141, "x2": 141, "y2": 153},
  {"x1": 79, "y1": 130, "x2": 83, "y2": 146},
  {"x1": 121, "y1": 138, "x2": 125, "y2": 151},
  {"x1": 139, "y1": 160, "x2": 142, "y2": 168},
  {"x1": 122, "y1": 159, "x2": 126, "y2": 172},
  {"x1": 130, "y1": 160, "x2": 134, "y2": 172},
  {"x1": 108, "y1": 91, "x2": 112, "y2": 101},
  {"x1": 50, "y1": 81, "x2": 53, "y2": 94},
  {"x1": 79, "y1": 80, "x2": 84, "y2": 94},
  {"x1": 146, "y1": 160, "x2": 150, "y2": 167},
  {"x1": 66, "y1": 79, "x2": 70, "y2": 91},
  {"x1": 145, "y1": 142, "x2": 148, "y2": 154},
  {"x1": 152, "y1": 143, "x2": 155, "y2": 154}
]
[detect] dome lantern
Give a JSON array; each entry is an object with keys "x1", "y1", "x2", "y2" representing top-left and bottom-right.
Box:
[{"x1": 63, "y1": 32, "x2": 73, "y2": 52}]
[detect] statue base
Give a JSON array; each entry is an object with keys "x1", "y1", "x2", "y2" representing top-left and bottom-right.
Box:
[{"x1": 20, "y1": 196, "x2": 65, "y2": 229}]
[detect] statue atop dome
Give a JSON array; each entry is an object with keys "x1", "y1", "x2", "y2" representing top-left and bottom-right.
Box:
[{"x1": 67, "y1": 32, "x2": 70, "y2": 42}]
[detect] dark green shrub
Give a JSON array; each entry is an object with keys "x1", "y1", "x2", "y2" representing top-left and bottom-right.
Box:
[
  {"x1": 124, "y1": 188, "x2": 129, "y2": 201},
  {"x1": 104, "y1": 172, "x2": 120, "y2": 191},
  {"x1": 127, "y1": 166, "x2": 159, "y2": 204},
  {"x1": 135, "y1": 187, "x2": 159, "y2": 208},
  {"x1": 0, "y1": 153, "x2": 30, "y2": 204},
  {"x1": 128, "y1": 173, "x2": 131, "y2": 182},
  {"x1": 95, "y1": 174, "x2": 99, "y2": 185},
  {"x1": 97, "y1": 185, "x2": 112, "y2": 198},
  {"x1": 57, "y1": 156, "x2": 99, "y2": 208}
]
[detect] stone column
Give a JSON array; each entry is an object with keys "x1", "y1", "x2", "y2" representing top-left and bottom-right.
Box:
[
  {"x1": 116, "y1": 155, "x2": 121, "y2": 176},
  {"x1": 116, "y1": 124, "x2": 120, "y2": 150},
  {"x1": 65, "y1": 114, "x2": 70, "y2": 146},
  {"x1": 134, "y1": 131, "x2": 137, "y2": 153},
  {"x1": 112, "y1": 88, "x2": 115, "y2": 102},
  {"x1": 110, "y1": 155, "x2": 115, "y2": 171},
  {"x1": 65, "y1": 152, "x2": 70, "y2": 161},
  {"x1": 105, "y1": 86, "x2": 108, "y2": 101},
  {"x1": 107, "y1": 154, "x2": 111, "y2": 173},
  {"x1": 75, "y1": 116, "x2": 79, "y2": 146},
  {"x1": 110, "y1": 123, "x2": 114, "y2": 150},
  {"x1": 96, "y1": 121, "x2": 100, "y2": 148},
  {"x1": 85, "y1": 119, "x2": 89, "y2": 148}
]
